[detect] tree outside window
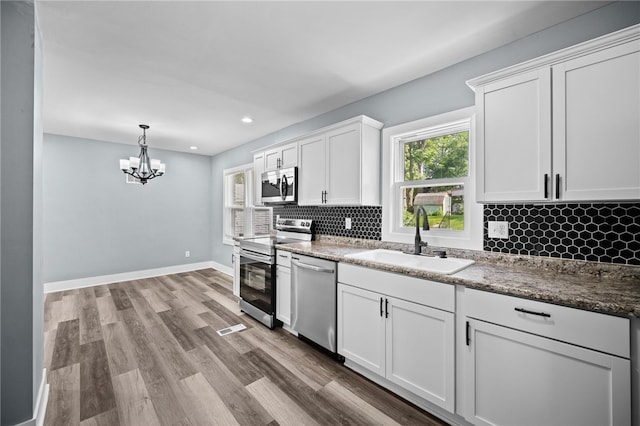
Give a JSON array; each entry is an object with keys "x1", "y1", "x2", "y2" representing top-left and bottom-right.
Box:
[{"x1": 402, "y1": 131, "x2": 468, "y2": 231}]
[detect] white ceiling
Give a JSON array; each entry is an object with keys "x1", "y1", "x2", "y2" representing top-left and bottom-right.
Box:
[{"x1": 37, "y1": 1, "x2": 609, "y2": 156}]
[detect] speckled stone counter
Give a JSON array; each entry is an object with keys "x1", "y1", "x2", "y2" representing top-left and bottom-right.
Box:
[{"x1": 276, "y1": 238, "x2": 640, "y2": 318}]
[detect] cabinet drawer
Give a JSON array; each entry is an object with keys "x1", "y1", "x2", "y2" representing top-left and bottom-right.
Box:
[
  {"x1": 338, "y1": 264, "x2": 454, "y2": 312},
  {"x1": 276, "y1": 250, "x2": 291, "y2": 268},
  {"x1": 465, "y1": 288, "x2": 629, "y2": 358}
]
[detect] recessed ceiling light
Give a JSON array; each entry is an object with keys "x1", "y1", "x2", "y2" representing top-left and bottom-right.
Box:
[
  {"x1": 189, "y1": 146, "x2": 198, "y2": 150},
  {"x1": 241, "y1": 116, "x2": 253, "y2": 124}
]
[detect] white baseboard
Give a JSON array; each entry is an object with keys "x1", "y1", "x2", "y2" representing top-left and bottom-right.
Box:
[
  {"x1": 15, "y1": 369, "x2": 49, "y2": 426},
  {"x1": 210, "y1": 260, "x2": 233, "y2": 277},
  {"x1": 44, "y1": 261, "x2": 231, "y2": 293}
]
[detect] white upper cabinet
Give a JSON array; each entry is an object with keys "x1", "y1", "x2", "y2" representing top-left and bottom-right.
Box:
[
  {"x1": 253, "y1": 140, "x2": 297, "y2": 204},
  {"x1": 253, "y1": 152, "x2": 265, "y2": 206},
  {"x1": 469, "y1": 24, "x2": 640, "y2": 203},
  {"x1": 298, "y1": 116, "x2": 383, "y2": 206},
  {"x1": 475, "y1": 69, "x2": 552, "y2": 202},
  {"x1": 264, "y1": 141, "x2": 297, "y2": 171},
  {"x1": 553, "y1": 41, "x2": 640, "y2": 201},
  {"x1": 252, "y1": 115, "x2": 382, "y2": 206},
  {"x1": 297, "y1": 133, "x2": 326, "y2": 205}
]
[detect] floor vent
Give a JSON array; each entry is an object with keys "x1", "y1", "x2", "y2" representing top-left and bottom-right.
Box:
[{"x1": 216, "y1": 324, "x2": 247, "y2": 336}]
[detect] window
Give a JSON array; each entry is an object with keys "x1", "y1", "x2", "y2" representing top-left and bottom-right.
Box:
[
  {"x1": 223, "y1": 163, "x2": 271, "y2": 245},
  {"x1": 382, "y1": 107, "x2": 482, "y2": 250}
]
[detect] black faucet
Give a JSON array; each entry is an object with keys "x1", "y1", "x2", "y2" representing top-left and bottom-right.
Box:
[{"x1": 414, "y1": 206, "x2": 430, "y2": 255}]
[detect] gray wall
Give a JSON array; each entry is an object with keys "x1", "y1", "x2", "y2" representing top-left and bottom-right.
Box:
[
  {"x1": 210, "y1": 1, "x2": 640, "y2": 268},
  {"x1": 1, "y1": 1, "x2": 43, "y2": 424},
  {"x1": 43, "y1": 134, "x2": 212, "y2": 283},
  {"x1": 33, "y1": 3, "x2": 44, "y2": 413}
]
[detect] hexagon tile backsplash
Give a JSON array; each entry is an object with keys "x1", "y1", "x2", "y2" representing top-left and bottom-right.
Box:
[
  {"x1": 272, "y1": 205, "x2": 382, "y2": 240},
  {"x1": 272, "y1": 203, "x2": 639, "y2": 266},
  {"x1": 484, "y1": 203, "x2": 640, "y2": 266}
]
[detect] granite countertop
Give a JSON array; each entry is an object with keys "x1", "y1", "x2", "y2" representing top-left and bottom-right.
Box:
[{"x1": 276, "y1": 239, "x2": 640, "y2": 318}]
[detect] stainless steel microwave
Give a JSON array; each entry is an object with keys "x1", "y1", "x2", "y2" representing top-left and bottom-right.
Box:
[{"x1": 261, "y1": 167, "x2": 297, "y2": 204}]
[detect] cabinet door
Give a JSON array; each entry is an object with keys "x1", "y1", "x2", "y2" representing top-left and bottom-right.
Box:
[
  {"x1": 476, "y1": 68, "x2": 552, "y2": 202},
  {"x1": 253, "y1": 153, "x2": 265, "y2": 206},
  {"x1": 386, "y1": 297, "x2": 454, "y2": 411},
  {"x1": 279, "y1": 142, "x2": 298, "y2": 169},
  {"x1": 464, "y1": 319, "x2": 631, "y2": 426},
  {"x1": 326, "y1": 123, "x2": 362, "y2": 205},
  {"x1": 553, "y1": 41, "x2": 640, "y2": 201},
  {"x1": 337, "y1": 284, "x2": 386, "y2": 376},
  {"x1": 264, "y1": 148, "x2": 281, "y2": 171},
  {"x1": 276, "y1": 266, "x2": 291, "y2": 326},
  {"x1": 297, "y1": 134, "x2": 326, "y2": 205}
]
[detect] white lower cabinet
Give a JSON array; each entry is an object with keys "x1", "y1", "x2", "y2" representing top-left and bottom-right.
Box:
[
  {"x1": 337, "y1": 264, "x2": 455, "y2": 412},
  {"x1": 386, "y1": 296, "x2": 454, "y2": 407},
  {"x1": 338, "y1": 284, "x2": 386, "y2": 376},
  {"x1": 463, "y1": 288, "x2": 631, "y2": 426},
  {"x1": 337, "y1": 264, "x2": 634, "y2": 426},
  {"x1": 275, "y1": 250, "x2": 292, "y2": 326},
  {"x1": 232, "y1": 242, "x2": 240, "y2": 297}
]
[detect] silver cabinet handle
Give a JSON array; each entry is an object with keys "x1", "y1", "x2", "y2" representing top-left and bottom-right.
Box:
[{"x1": 291, "y1": 259, "x2": 334, "y2": 273}]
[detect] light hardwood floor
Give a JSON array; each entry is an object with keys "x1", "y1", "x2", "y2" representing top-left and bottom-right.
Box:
[{"x1": 43, "y1": 269, "x2": 448, "y2": 426}]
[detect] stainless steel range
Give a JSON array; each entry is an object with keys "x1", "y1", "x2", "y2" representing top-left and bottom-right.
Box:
[{"x1": 238, "y1": 218, "x2": 314, "y2": 329}]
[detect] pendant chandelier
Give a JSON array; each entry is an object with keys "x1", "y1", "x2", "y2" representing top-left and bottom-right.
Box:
[{"x1": 119, "y1": 124, "x2": 165, "y2": 185}]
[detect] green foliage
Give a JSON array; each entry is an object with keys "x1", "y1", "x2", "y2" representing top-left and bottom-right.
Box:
[
  {"x1": 403, "y1": 131, "x2": 468, "y2": 181},
  {"x1": 403, "y1": 211, "x2": 464, "y2": 231}
]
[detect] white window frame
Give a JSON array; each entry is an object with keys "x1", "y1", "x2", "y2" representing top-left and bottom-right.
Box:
[
  {"x1": 222, "y1": 163, "x2": 272, "y2": 245},
  {"x1": 382, "y1": 106, "x2": 483, "y2": 250}
]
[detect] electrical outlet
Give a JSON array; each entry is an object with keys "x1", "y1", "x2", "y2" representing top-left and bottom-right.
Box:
[
  {"x1": 488, "y1": 221, "x2": 509, "y2": 239},
  {"x1": 345, "y1": 217, "x2": 352, "y2": 230},
  {"x1": 185, "y1": 250, "x2": 191, "y2": 258}
]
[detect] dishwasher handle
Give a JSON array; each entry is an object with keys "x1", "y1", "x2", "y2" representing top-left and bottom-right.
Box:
[{"x1": 291, "y1": 259, "x2": 335, "y2": 274}]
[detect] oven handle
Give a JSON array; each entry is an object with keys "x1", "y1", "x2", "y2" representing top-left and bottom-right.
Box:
[
  {"x1": 239, "y1": 249, "x2": 273, "y2": 264},
  {"x1": 291, "y1": 259, "x2": 334, "y2": 273}
]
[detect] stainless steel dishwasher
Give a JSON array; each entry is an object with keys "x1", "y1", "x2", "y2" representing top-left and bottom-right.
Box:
[{"x1": 290, "y1": 253, "x2": 337, "y2": 353}]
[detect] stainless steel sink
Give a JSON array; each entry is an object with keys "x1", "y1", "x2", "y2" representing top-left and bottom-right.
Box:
[{"x1": 345, "y1": 249, "x2": 474, "y2": 275}]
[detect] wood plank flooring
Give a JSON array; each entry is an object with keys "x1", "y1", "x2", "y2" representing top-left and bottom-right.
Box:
[{"x1": 44, "y1": 269, "x2": 448, "y2": 426}]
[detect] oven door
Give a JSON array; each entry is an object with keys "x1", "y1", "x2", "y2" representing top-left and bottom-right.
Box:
[
  {"x1": 239, "y1": 249, "x2": 275, "y2": 317},
  {"x1": 261, "y1": 167, "x2": 297, "y2": 204}
]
